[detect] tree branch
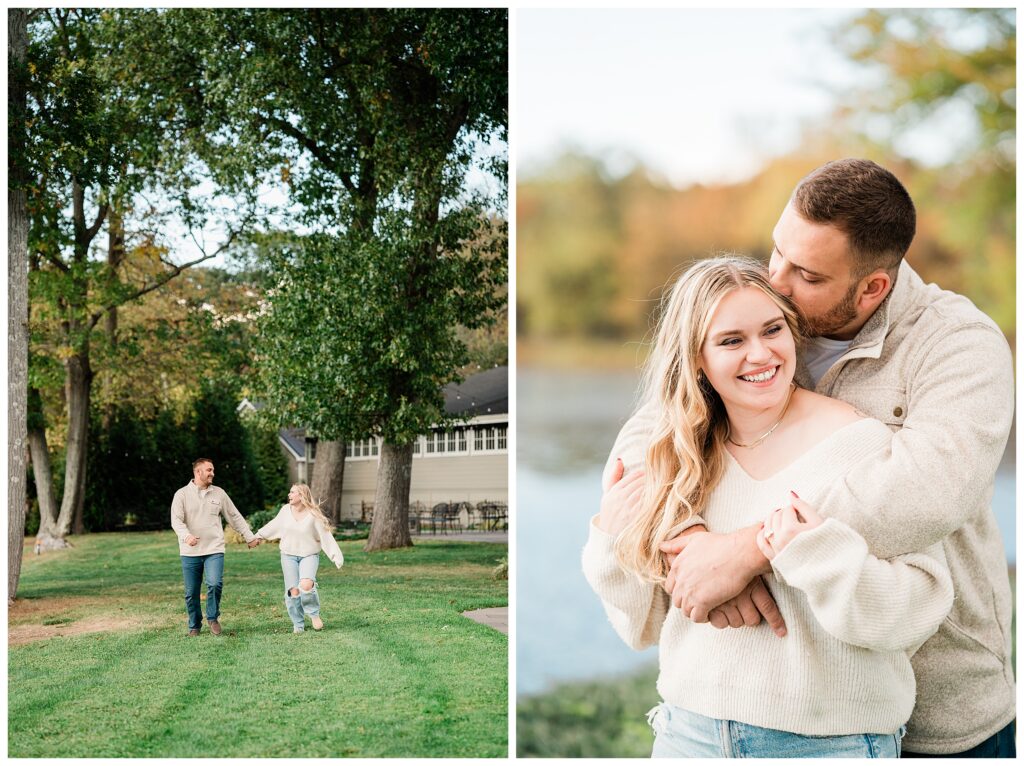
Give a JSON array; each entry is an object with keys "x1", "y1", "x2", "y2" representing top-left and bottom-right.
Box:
[
  {"x1": 87, "y1": 216, "x2": 251, "y2": 331},
  {"x1": 83, "y1": 203, "x2": 109, "y2": 246},
  {"x1": 444, "y1": 98, "x2": 471, "y2": 147},
  {"x1": 38, "y1": 249, "x2": 70, "y2": 273},
  {"x1": 264, "y1": 114, "x2": 356, "y2": 193}
]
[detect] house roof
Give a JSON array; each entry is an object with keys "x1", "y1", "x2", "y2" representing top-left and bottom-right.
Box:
[
  {"x1": 279, "y1": 427, "x2": 310, "y2": 458},
  {"x1": 444, "y1": 365, "x2": 508, "y2": 417},
  {"x1": 276, "y1": 366, "x2": 508, "y2": 456}
]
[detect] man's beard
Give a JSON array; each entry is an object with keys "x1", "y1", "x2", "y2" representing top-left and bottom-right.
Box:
[{"x1": 803, "y1": 280, "x2": 860, "y2": 338}]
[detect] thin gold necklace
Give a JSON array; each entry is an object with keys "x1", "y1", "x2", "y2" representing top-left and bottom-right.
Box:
[{"x1": 726, "y1": 383, "x2": 796, "y2": 449}]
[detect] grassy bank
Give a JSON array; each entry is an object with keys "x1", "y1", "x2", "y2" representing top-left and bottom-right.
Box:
[
  {"x1": 9, "y1": 532, "x2": 508, "y2": 758},
  {"x1": 517, "y1": 665, "x2": 659, "y2": 757}
]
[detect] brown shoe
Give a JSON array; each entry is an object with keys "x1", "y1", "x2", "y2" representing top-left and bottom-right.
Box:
[
  {"x1": 208, "y1": 620, "x2": 222, "y2": 636},
  {"x1": 187, "y1": 629, "x2": 200, "y2": 637},
  {"x1": 311, "y1": 616, "x2": 324, "y2": 631}
]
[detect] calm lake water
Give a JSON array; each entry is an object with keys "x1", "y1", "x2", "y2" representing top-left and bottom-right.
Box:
[{"x1": 516, "y1": 368, "x2": 1016, "y2": 697}]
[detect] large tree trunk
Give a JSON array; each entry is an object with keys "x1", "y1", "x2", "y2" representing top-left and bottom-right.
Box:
[
  {"x1": 65, "y1": 174, "x2": 100, "y2": 537},
  {"x1": 8, "y1": 7, "x2": 30, "y2": 601},
  {"x1": 64, "y1": 350, "x2": 92, "y2": 535},
  {"x1": 364, "y1": 441, "x2": 413, "y2": 551},
  {"x1": 310, "y1": 439, "x2": 346, "y2": 525},
  {"x1": 28, "y1": 389, "x2": 69, "y2": 552},
  {"x1": 101, "y1": 207, "x2": 124, "y2": 429}
]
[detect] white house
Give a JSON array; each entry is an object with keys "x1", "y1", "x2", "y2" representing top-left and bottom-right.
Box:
[{"x1": 244, "y1": 366, "x2": 508, "y2": 522}]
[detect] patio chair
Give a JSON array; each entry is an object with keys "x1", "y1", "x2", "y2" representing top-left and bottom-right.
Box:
[
  {"x1": 444, "y1": 502, "x2": 465, "y2": 533},
  {"x1": 430, "y1": 502, "x2": 450, "y2": 535},
  {"x1": 477, "y1": 500, "x2": 498, "y2": 530}
]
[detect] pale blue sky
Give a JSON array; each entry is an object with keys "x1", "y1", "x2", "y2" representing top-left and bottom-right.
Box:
[{"x1": 517, "y1": 8, "x2": 870, "y2": 186}]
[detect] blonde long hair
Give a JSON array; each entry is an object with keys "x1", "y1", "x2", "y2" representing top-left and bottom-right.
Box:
[
  {"x1": 614, "y1": 256, "x2": 804, "y2": 583},
  {"x1": 291, "y1": 484, "x2": 335, "y2": 533}
]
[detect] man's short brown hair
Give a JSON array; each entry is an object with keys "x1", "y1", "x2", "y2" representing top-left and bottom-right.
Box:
[
  {"x1": 192, "y1": 458, "x2": 213, "y2": 471},
  {"x1": 792, "y1": 158, "x2": 916, "y2": 276}
]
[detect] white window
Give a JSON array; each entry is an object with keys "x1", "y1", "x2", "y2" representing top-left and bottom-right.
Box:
[
  {"x1": 422, "y1": 426, "x2": 470, "y2": 457},
  {"x1": 472, "y1": 424, "x2": 508, "y2": 453},
  {"x1": 346, "y1": 437, "x2": 380, "y2": 461}
]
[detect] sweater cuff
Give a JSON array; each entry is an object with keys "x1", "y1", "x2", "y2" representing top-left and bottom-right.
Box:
[
  {"x1": 587, "y1": 514, "x2": 617, "y2": 545},
  {"x1": 677, "y1": 514, "x2": 708, "y2": 534},
  {"x1": 582, "y1": 515, "x2": 627, "y2": 580},
  {"x1": 771, "y1": 517, "x2": 865, "y2": 585}
]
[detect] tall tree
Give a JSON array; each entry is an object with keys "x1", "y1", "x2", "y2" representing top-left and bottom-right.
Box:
[
  {"x1": 170, "y1": 9, "x2": 508, "y2": 549},
  {"x1": 24, "y1": 9, "x2": 257, "y2": 549},
  {"x1": 9, "y1": 8, "x2": 36, "y2": 600},
  {"x1": 310, "y1": 440, "x2": 346, "y2": 526}
]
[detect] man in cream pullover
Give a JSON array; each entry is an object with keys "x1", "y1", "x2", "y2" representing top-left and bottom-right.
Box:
[
  {"x1": 600, "y1": 159, "x2": 1014, "y2": 756},
  {"x1": 170, "y1": 458, "x2": 257, "y2": 636}
]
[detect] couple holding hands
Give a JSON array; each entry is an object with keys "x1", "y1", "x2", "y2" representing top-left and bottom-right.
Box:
[{"x1": 171, "y1": 459, "x2": 344, "y2": 636}]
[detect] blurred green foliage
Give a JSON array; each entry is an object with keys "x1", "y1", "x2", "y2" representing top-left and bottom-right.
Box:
[
  {"x1": 832, "y1": 9, "x2": 1015, "y2": 336},
  {"x1": 517, "y1": 665, "x2": 659, "y2": 757},
  {"x1": 518, "y1": 9, "x2": 1015, "y2": 358}
]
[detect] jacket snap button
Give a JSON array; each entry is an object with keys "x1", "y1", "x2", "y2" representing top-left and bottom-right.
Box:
[{"x1": 893, "y1": 406, "x2": 903, "y2": 417}]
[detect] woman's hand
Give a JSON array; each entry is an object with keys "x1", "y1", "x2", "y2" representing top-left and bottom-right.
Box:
[
  {"x1": 247, "y1": 536, "x2": 263, "y2": 549},
  {"x1": 756, "y1": 492, "x2": 823, "y2": 560},
  {"x1": 595, "y1": 458, "x2": 645, "y2": 537}
]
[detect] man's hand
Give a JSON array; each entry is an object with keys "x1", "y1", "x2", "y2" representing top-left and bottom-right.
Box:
[
  {"x1": 595, "y1": 458, "x2": 645, "y2": 537},
  {"x1": 247, "y1": 537, "x2": 262, "y2": 549},
  {"x1": 185, "y1": 534, "x2": 199, "y2": 547},
  {"x1": 659, "y1": 525, "x2": 769, "y2": 622},
  {"x1": 707, "y1": 576, "x2": 786, "y2": 637}
]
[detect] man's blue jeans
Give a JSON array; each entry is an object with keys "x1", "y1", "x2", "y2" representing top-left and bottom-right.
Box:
[
  {"x1": 903, "y1": 720, "x2": 1015, "y2": 758},
  {"x1": 181, "y1": 553, "x2": 224, "y2": 631}
]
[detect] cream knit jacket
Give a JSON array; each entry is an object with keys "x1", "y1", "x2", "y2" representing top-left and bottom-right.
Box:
[
  {"x1": 257, "y1": 505, "x2": 344, "y2": 568},
  {"x1": 583, "y1": 419, "x2": 953, "y2": 736},
  {"x1": 603, "y1": 263, "x2": 1015, "y2": 753}
]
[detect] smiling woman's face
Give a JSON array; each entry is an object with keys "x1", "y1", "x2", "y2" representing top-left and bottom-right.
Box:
[{"x1": 699, "y1": 286, "x2": 796, "y2": 414}]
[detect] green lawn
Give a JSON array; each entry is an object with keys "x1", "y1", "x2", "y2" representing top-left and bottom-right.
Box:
[{"x1": 9, "y1": 532, "x2": 508, "y2": 758}]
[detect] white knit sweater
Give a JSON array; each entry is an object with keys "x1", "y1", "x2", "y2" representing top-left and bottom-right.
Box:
[
  {"x1": 257, "y1": 505, "x2": 344, "y2": 568},
  {"x1": 582, "y1": 418, "x2": 953, "y2": 736}
]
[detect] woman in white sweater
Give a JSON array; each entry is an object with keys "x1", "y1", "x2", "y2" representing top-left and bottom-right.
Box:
[
  {"x1": 252, "y1": 484, "x2": 344, "y2": 633},
  {"x1": 582, "y1": 257, "x2": 953, "y2": 758}
]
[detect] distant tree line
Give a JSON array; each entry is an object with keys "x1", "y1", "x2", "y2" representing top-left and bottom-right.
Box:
[{"x1": 518, "y1": 9, "x2": 1014, "y2": 349}]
